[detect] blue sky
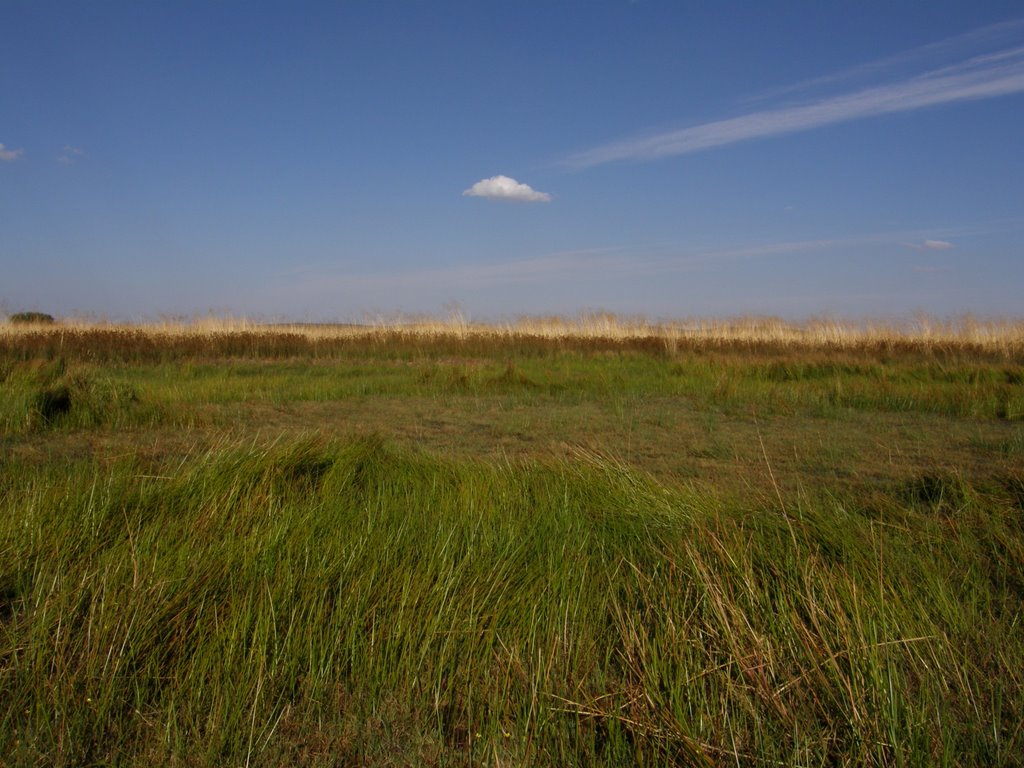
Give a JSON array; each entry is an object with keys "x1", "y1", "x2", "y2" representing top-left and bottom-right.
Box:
[{"x1": 2, "y1": 1, "x2": 1023, "y2": 321}]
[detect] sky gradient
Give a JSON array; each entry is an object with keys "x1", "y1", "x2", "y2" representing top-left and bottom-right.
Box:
[{"x1": 2, "y1": 1, "x2": 1023, "y2": 321}]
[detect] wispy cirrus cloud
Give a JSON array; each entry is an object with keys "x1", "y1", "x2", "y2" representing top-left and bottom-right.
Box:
[
  {"x1": 565, "y1": 22, "x2": 1024, "y2": 168},
  {"x1": 280, "y1": 224, "x2": 996, "y2": 296},
  {"x1": 745, "y1": 18, "x2": 1024, "y2": 104},
  {"x1": 463, "y1": 175, "x2": 552, "y2": 202},
  {"x1": 905, "y1": 239, "x2": 955, "y2": 251},
  {"x1": 57, "y1": 145, "x2": 85, "y2": 165},
  {"x1": 0, "y1": 143, "x2": 24, "y2": 161}
]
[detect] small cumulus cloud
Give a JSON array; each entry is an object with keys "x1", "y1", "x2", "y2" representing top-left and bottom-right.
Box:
[
  {"x1": 463, "y1": 175, "x2": 552, "y2": 203},
  {"x1": 905, "y1": 239, "x2": 955, "y2": 250},
  {"x1": 56, "y1": 145, "x2": 85, "y2": 165},
  {"x1": 0, "y1": 143, "x2": 24, "y2": 161}
]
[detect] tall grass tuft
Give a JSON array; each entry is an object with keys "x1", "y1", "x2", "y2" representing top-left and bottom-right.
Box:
[{"x1": 0, "y1": 361, "x2": 154, "y2": 433}]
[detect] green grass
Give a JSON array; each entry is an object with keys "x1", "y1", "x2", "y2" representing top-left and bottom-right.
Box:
[
  {"x1": 2, "y1": 327, "x2": 1023, "y2": 766},
  {"x1": 2, "y1": 437, "x2": 1022, "y2": 766}
]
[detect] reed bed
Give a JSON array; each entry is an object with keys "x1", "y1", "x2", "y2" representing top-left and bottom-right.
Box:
[{"x1": 4, "y1": 313, "x2": 1024, "y2": 363}]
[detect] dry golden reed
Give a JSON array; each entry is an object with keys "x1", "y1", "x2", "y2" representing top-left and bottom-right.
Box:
[{"x1": 4, "y1": 312, "x2": 1024, "y2": 360}]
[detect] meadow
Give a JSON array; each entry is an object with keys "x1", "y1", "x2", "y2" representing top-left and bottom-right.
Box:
[{"x1": 1, "y1": 315, "x2": 1022, "y2": 766}]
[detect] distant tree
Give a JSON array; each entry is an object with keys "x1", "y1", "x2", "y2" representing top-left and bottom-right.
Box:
[{"x1": 9, "y1": 311, "x2": 57, "y2": 324}]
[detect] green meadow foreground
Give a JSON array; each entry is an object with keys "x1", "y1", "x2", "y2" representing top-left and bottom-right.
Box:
[{"x1": 1, "y1": 318, "x2": 1022, "y2": 766}]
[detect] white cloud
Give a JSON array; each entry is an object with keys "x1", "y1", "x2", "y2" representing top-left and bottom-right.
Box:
[
  {"x1": 463, "y1": 175, "x2": 552, "y2": 202},
  {"x1": 565, "y1": 31, "x2": 1024, "y2": 168},
  {"x1": 0, "y1": 143, "x2": 24, "y2": 161},
  {"x1": 905, "y1": 239, "x2": 955, "y2": 250},
  {"x1": 280, "y1": 227, "x2": 981, "y2": 296},
  {"x1": 746, "y1": 19, "x2": 1024, "y2": 105},
  {"x1": 57, "y1": 145, "x2": 84, "y2": 165}
]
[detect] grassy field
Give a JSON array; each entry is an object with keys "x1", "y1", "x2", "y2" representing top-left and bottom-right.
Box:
[{"x1": 1, "y1": 316, "x2": 1022, "y2": 766}]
